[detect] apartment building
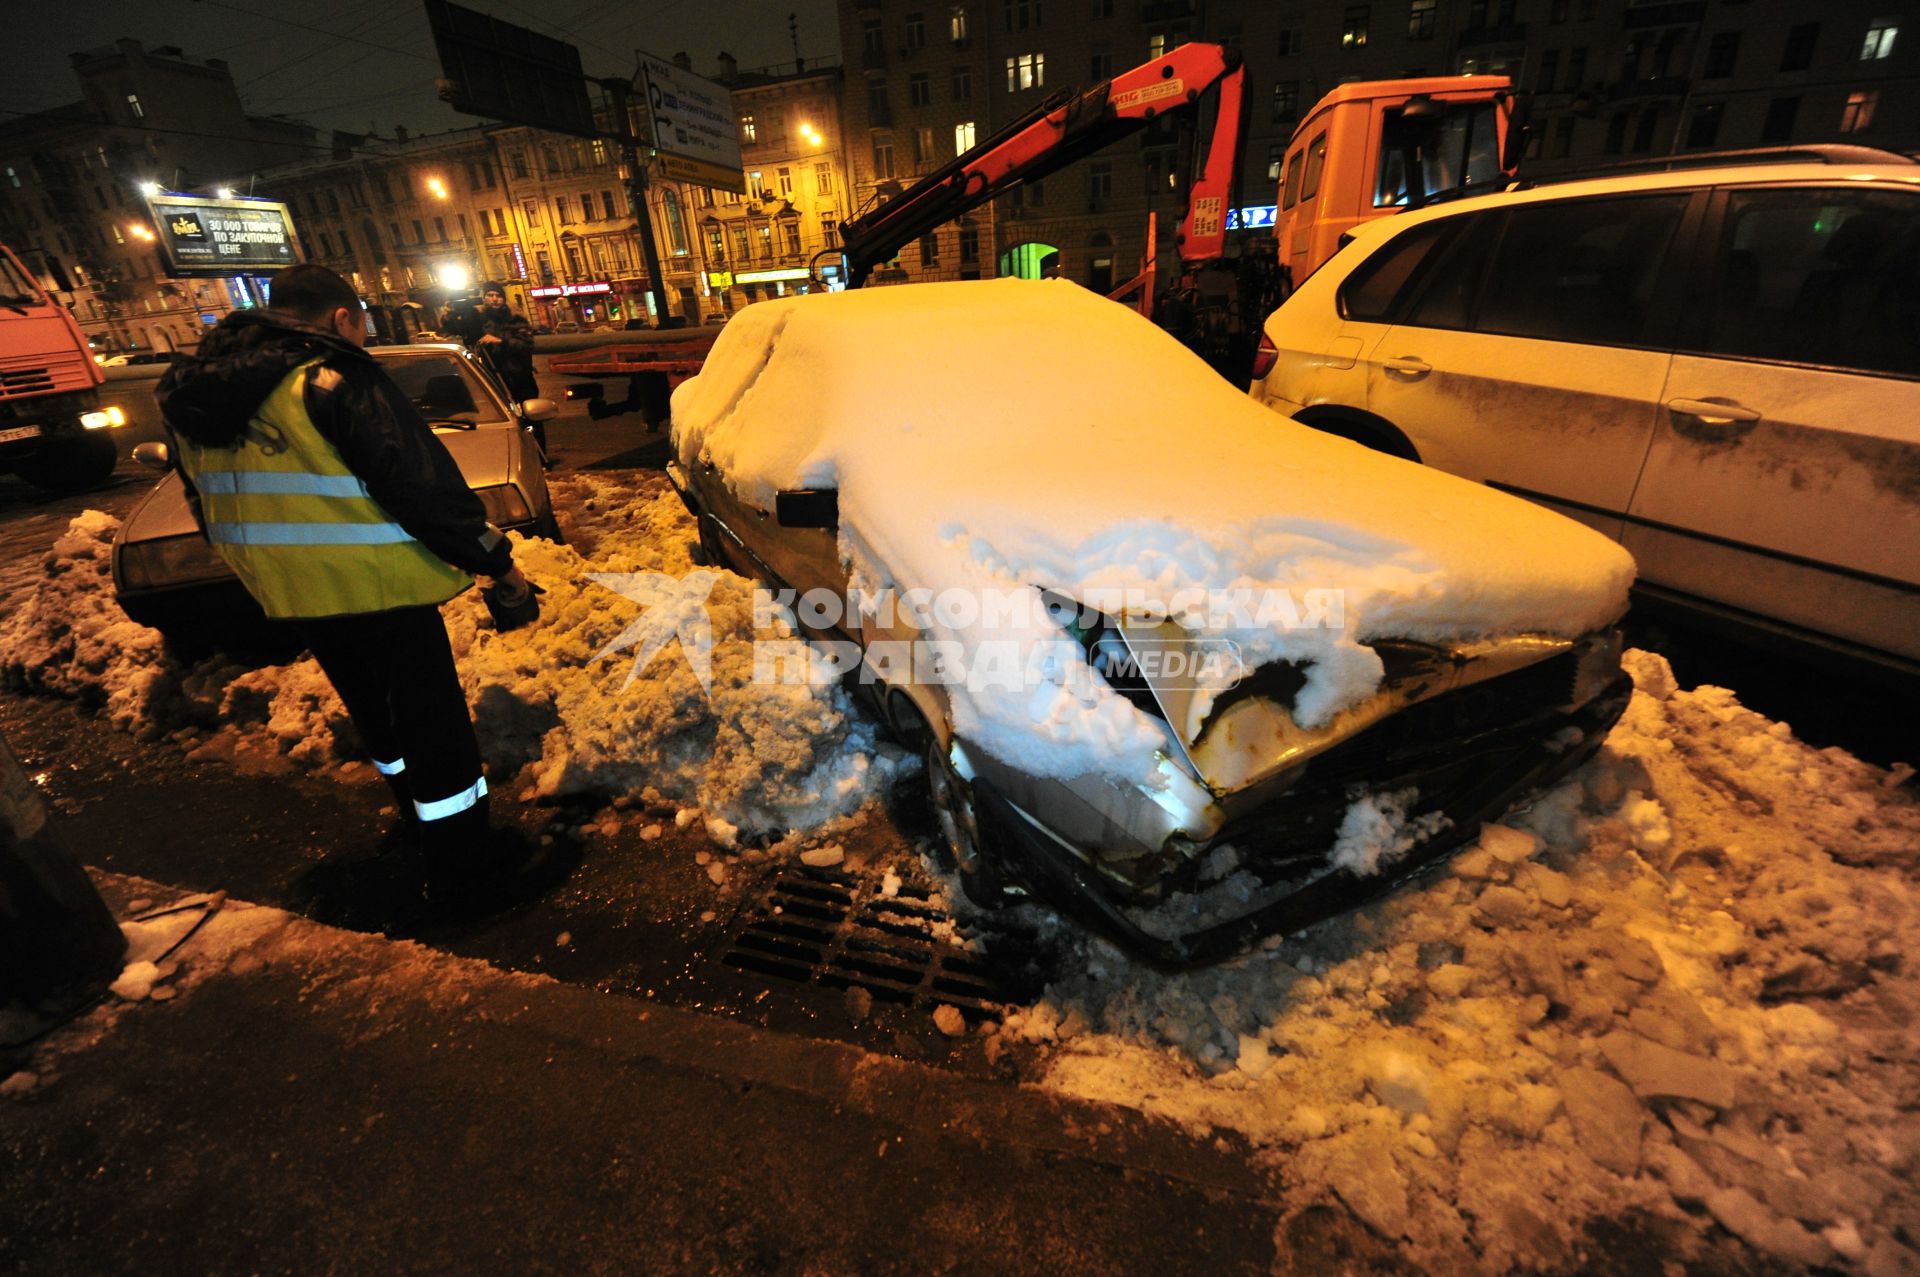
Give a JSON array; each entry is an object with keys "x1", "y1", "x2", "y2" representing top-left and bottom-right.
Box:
[
  {"x1": 0, "y1": 40, "x2": 313, "y2": 353},
  {"x1": 705, "y1": 59, "x2": 855, "y2": 314},
  {"x1": 832, "y1": 0, "x2": 1914, "y2": 290}
]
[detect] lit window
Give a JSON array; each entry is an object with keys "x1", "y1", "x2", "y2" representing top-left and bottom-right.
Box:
[
  {"x1": 1149, "y1": 34, "x2": 1166, "y2": 59},
  {"x1": 1342, "y1": 6, "x2": 1370, "y2": 47},
  {"x1": 815, "y1": 162, "x2": 833, "y2": 195},
  {"x1": 950, "y1": 5, "x2": 969, "y2": 42},
  {"x1": 778, "y1": 167, "x2": 793, "y2": 196},
  {"x1": 1840, "y1": 89, "x2": 1879, "y2": 132},
  {"x1": 955, "y1": 120, "x2": 977, "y2": 152},
  {"x1": 126, "y1": 94, "x2": 144, "y2": 120},
  {"x1": 1861, "y1": 20, "x2": 1898, "y2": 59},
  {"x1": 1005, "y1": 52, "x2": 1045, "y2": 90},
  {"x1": 741, "y1": 114, "x2": 757, "y2": 142},
  {"x1": 4, "y1": 166, "x2": 17, "y2": 188},
  {"x1": 1267, "y1": 143, "x2": 1286, "y2": 182}
]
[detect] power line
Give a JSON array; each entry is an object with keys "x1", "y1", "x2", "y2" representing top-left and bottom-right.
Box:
[{"x1": 187, "y1": 0, "x2": 439, "y2": 64}]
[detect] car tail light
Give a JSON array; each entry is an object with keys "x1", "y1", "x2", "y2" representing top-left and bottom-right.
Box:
[{"x1": 1250, "y1": 333, "x2": 1279, "y2": 383}]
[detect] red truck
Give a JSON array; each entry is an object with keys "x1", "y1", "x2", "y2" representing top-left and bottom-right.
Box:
[{"x1": 0, "y1": 245, "x2": 126, "y2": 492}]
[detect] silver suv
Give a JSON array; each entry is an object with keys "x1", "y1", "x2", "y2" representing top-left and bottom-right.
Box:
[{"x1": 1251, "y1": 147, "x2": 1920, "y2": 678}]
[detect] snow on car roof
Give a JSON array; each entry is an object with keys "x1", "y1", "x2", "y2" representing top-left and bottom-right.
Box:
[{"x1": 674, "y1": 279, "x2": 1634, "y2": 779}]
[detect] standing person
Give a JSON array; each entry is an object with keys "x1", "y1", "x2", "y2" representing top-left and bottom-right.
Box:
[
  {"x1": 469, "y1": 284, "x2": 548, "y2": 463},
  {"x1": 155, "y1": 264, "x2": 553, "y2": 917}
]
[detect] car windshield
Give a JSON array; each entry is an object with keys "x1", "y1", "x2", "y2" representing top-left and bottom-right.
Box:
[{"x1": 371, "y1": 351, "x2": 509, "y2": 425}]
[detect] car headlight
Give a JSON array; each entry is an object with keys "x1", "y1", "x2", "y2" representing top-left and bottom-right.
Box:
[
  {"x1": 115, "y1": 533, "x2": 233, "y2": 592},
  {"x1": 475, "y1": 484, "x2": 533, "y2": 527},
  {"x1": 81, "y1": 406, "x2": 128, "y2": 430}
]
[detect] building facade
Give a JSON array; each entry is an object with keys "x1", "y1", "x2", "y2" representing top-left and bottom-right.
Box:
[
  {"x1": 831, "y1": 0, "x2": 1915, "y2": 291},
  {"x1": 703, "y1": 59, "x2": 857, "y2": 313},
  {"x1": 0, "y1": 40, "x2": 314, "y2": 354}
]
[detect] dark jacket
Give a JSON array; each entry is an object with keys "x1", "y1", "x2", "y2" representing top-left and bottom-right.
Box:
[
  {"x1": 156, "y1": 310, "x2": 513, "y2": 579},
  {"x1": 469, "y1": 304, "x2": 537, "y2": 399}
]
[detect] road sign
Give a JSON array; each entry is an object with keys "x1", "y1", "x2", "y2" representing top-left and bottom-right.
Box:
[
  {"x1": 425, "y1": 0, "x2": 597, "y2": 140},
  {"x1": 637, "y1": 54, "x2": 745, "y2": 194},
  {"x1": 145, "y1": 194, "x2": 298, "y2": 278}
]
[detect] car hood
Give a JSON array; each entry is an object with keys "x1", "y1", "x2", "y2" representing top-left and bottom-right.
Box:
[
  {"x1": 674, "y1": 279, "x2": 1636, "y2": 784},
  {"x1": 119, "y1": 425, "x2": 516, "y2": 545}
]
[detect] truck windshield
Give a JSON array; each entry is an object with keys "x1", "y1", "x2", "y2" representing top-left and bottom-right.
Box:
[
  {"x1": 1374, "y1": 103, "x2": 1503, "y2": 210},
  {"x1": 0, "y1": 251, "x2": 49, "y2": 309}
]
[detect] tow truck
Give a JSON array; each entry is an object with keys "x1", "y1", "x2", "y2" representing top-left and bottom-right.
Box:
[
  {"x1": 0, "y1": 243, "x2": 127, "y2": 492},
  {"x1": 553, "y1": 41, "x2": 1276, "y2": 401},
  {"x1": 554, "y1": 56, "x2": 1531, "y2": 407}
]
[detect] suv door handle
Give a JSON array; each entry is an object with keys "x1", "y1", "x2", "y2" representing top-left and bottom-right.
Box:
[
  {"x1": 1381, "y1": 356, "x2": 1431, "y2": 379},
  {"x1": 1666, "y1": 398, "x2": 1761, "y2": 430}
]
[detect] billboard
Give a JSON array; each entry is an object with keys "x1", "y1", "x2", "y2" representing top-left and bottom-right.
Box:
[
  {"x1": 146, "y1": 194, "x2": 298, "y2": 278},
  {"x1": 638, "y1": 54, "x2": 745, "y2": 194},
  {"x1": 426, "y1": 0, "x2": 598, "y2": 140}
]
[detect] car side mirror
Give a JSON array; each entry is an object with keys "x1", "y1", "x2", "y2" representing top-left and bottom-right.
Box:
[
  {"x1": 775, "y1": 489, "x2": 838, "y2": 530},
  {"x1": 520, "y1": 397, "x2": 559, "y2": 422},
  {"x1": 132, "y1": 441, "x2": 170, "y2": 471}
]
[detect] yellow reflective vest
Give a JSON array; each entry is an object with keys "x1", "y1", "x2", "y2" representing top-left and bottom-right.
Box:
[{"x1": 173, "y1": 359, "x2": 472, "y2": 618}]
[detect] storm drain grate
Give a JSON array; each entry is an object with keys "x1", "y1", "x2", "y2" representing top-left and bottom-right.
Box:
[{"x1": 717, "y1": 864, "x2": 1017, "y2": 1022}]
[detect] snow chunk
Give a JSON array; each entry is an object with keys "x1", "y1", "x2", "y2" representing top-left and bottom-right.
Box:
[{"x1": 1329, "y1": 789, "x2": 1448, "y2": 878}]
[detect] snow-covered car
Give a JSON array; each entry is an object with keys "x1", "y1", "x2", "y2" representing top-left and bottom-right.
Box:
[
  {"x1": 1250, "y1": 150, "x2": 1920, "y2": 679},
  {"x1": 668, "y1": 279, "x2": 1635, "y2": 962},
  {"x1": 112, "y1": 342, "x2": 559, "y2": 645}
]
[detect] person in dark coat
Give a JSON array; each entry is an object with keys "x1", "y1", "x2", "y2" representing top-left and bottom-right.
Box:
[
  {"x1": 468, "y1": 285, "x2": 548, "y2": 461},
  {"x1": 155, "y1": 264, "x2": 556, "y2": 922}
]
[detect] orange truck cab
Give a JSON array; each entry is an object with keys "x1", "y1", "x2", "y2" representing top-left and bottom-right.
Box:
[
  {"x1": 0, "y1": 244, "x2": 123, "y2": 492},
  {"x1": 1272, "y1": 76, "x2": 1526, "y2": 292}
]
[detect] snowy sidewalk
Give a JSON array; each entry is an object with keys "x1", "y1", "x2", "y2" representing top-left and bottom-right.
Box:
[{"x1": 1, "y1": 874, "x2": 1284, "y2": 1276}]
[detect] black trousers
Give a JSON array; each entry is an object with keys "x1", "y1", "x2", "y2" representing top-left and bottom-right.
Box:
[{"x1": 296, "y1": 606, "x2": 488, "y2": 861}]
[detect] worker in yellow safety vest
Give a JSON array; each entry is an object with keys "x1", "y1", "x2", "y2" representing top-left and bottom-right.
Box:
[{"x1": 156, "y1": 264, "x2": 558, "y2": 920}]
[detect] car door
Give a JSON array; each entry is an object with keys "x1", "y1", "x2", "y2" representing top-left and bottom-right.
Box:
[
  {"x1": 1363, "y1": 192, "x2": 1696, "y2": 541},
  {"x1": 1624, "y1": 183, "x2": 1920, "y2": 665}
]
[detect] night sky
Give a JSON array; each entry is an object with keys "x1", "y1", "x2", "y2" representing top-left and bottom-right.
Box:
[{"x1": 8, "y1": 0, "x2": 841, "y2": 139}]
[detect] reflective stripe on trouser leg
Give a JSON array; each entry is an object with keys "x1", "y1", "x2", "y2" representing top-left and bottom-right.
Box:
[
  {"x1": 372, "y1": 756, "x2": 406, "y2": 776},
  {"x1": 415, "y1": 776, "x2": 488, "y2": 823}
]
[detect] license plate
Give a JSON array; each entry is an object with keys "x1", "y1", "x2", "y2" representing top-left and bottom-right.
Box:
[{"x1": 0, "y1": 424, "x2": 41, "y2": 445}]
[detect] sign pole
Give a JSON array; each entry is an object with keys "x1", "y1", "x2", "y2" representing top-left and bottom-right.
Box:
[{"x1": 602, "y1": 76, "x2": 675, "y2": 327}]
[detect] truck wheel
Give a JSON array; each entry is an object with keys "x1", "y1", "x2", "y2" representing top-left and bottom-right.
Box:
[{"x1": 14, "y1": 434, "x2": 117, "y2": 494}]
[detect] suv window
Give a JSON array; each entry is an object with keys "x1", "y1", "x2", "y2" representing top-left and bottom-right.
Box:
[
  {"x1": 1473, "y1": 194, "x2": 1688, "y2": 347},
  {"x1": 1339, "y1": 220, "x2": 1455, "y2": 321},
  {"x1": 1695, "y1": 187, "x2": 1919, "y2": 379}
]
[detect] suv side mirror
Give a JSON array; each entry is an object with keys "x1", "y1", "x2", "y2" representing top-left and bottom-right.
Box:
[
  {"x1": 775, "y1": 489, "x2": 838, "y2": 530},
  {"x1": 131, "y1": 441, "x2": 170, "y2": 471}
]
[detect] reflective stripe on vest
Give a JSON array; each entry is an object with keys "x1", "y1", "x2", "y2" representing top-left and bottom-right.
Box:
[{"x1": 172, "y1": 359, "x2": 472, "y2": 618}]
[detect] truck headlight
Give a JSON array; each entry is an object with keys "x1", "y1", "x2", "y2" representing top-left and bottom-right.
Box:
[{"x1": 81, "y1": 406, "x2": 127, "y2": 430}]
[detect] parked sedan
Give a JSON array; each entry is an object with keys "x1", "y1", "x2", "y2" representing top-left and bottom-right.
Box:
[
  {"x1": 668, "y1": 279, "x2": 1634, "y2": 963},
  {"x1": 113, "y1": 343, "x2": 558, "y2": 647}
]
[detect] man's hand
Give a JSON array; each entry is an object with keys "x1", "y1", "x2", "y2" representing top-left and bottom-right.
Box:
[
  {"x1": 478, "y1": 333, "x2": 503, "y2": 346},
  {"x1": 482, "y1": 564, "x2": 529, "y2": 602}
]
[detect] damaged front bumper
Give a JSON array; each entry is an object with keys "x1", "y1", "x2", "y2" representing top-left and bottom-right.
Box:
[{"x1": 962, "y1": 633, "x2": 1632, "y2": 966}]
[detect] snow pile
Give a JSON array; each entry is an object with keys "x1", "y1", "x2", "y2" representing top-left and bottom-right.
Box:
[
  {"x1": 673, "y1": 279, "x2": 1635, "y2": 782},
  {"x1": 0, "y1": 475, "x2": 897, "y2": 835},
  {"x1": 993, "y1": 651, "x2": 1920, "y2": 1273}
]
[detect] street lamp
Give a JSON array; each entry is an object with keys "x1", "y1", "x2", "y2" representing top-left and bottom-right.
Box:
[
  {"x1": 138, "y1": 181, "x2": 160, "y2": 196},
  {"x1": 128, "y1": 224, "x2": 155, "y2": 242},
  {"x1": 437, "y1": 262, "x2": 471, "y2": 292},
  {"x1": 426, "y1": 176, "x2": 449, "y2": 200},
  {"x1": 216, "y1": 186, "x2": 235, "y2": 200},
  {"x1": 799, "y1": 123, "x2": 824, "y2": 147}
]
